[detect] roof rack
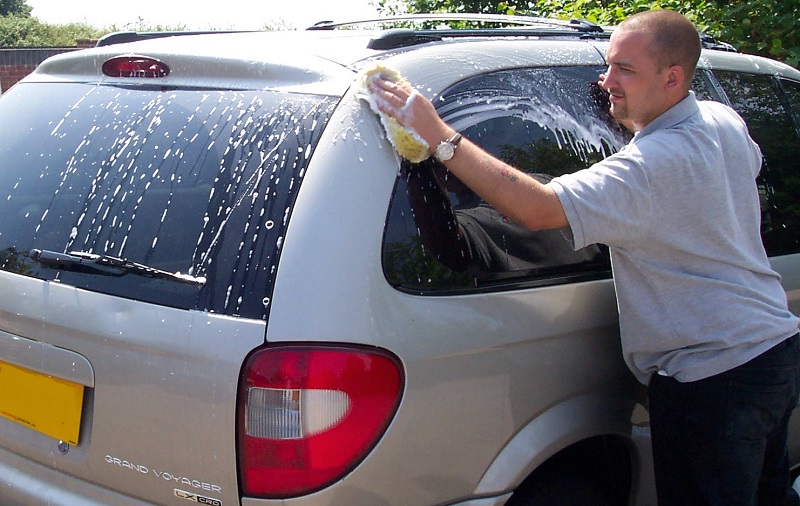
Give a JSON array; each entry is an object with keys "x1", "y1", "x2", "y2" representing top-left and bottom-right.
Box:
[
  {"x1": 93, "y1": 16, "x2": 735, "y2": 54},
  {"x1": 308, "y1": 14, "x2": 608, "y2": 50},
  {"x1": 308, "y1": 13, "x2": 605, "y2": 33},
  {"x1": 95, "y1": 30, "x2": 251, "y2": 47},
  {"x1": 700, "y1": 33, "x2": 736, "y2": 52},
  {"x1": 310, "y1": 14, "x2": 737, "y2": 53}
]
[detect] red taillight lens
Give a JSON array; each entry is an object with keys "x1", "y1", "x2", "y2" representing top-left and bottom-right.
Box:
[
  {"x1": 238, "y1": 346, "x2": 403, "y2": 498},
  {"x1": 102, "y1": 56, "x2": 170, "y2": 78}
]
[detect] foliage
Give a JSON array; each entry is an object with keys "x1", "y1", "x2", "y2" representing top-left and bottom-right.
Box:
[
  {"x1": 0, "y1": 0, "x2": 30, "y2": 17},
  {"x1": 0, "y1": 14, "x2": 49, "y2": 46},
  {"x1": 259, "y1": 18, "x2": 297, "y2": 31},
  {"x1": 1, "y1": 0, "x2": 104, "y2": 46},
  {"x1": 705, "y1": 1, "x2": 800, "y2": 69},
  {"x1": 530, "y1": 0, "x2": 799, "y2": 68},
  {"x1": 378, "y1": 0, "x2": 800, "y2": 68},
  {"x1": 43, "y1": 21, "x2": 103, "y2": 46},
  {"x1": 0, "y1": 0, "x2": 193, "y2": 46},
  {"x1": 0, "y1": 14, "x2": 102, "y2": 46},
  {"x1": 379, "y1": 0, "x2": 538, "y2": 16},
  {"x1": 103, "y1": 17, "x2": 187, "y2": 33}
]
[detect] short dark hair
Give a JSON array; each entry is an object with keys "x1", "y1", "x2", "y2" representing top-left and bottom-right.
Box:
[{"x1": 619, "y1": 10, "x2": 701, "y2": 84}]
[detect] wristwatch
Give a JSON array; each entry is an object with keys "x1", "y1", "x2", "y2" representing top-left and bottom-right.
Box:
[{"x1": 433, "y1": 132, "x2": 463, "y2": 162}]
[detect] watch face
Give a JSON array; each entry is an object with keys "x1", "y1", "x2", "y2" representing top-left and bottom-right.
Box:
[{"x1": 436, "y1": 142, "x2": 455, "y2": 161}]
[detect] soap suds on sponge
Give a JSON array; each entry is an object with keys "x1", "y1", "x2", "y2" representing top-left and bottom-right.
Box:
[{"x1": 357, "y1": 64, "x2": 431, "y2": 163}]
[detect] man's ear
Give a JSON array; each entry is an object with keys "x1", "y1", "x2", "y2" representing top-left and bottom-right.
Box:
[{"x1": 665, "y1": 65, "x2": 686, "y2": 90}]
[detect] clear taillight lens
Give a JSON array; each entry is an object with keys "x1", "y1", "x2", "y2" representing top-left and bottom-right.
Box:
[
  {"x1": 245, "y1": 387, "x2": 350, "y2": 439},
  {"x1": 238, "y1": 346, "x2": 403, "y2": 498}
]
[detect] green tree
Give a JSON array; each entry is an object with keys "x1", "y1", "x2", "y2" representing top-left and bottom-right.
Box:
[
  {"x1": 45, "y1": 21, "x2": 104, "y2": 46},
  {"x1": 0, "y1": 0, "x2": 31, "y2": 17},
  {"x1": 379, "y1": 0, "x2": 536, "y2": 16},
  {"x1": 0, "y1": 15, "x2": 101, "y2": 46},
  {"x1": 378, "y1": 0, "x2": 799, "y2": 68},
  {"x1": 0, "y1": 14, "x2": 48, "y2": 46},
  {"x1": 707, "y1": 1, "x2": 799, "y2": 68},
  {"x1": 531, "y1": 0, "x2": 799, "y2": 68},
  {"x1": 1, "y1": 0, "x2": 103, "y2": 46}
]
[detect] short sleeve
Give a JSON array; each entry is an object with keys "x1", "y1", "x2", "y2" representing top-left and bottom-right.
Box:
[{"x1": 549, "y1": 146, "x2": 654, "y2": 249}]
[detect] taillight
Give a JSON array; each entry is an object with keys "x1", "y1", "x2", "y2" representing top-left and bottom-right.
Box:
[
  {"x1": 102, "y1": 55, "x2": 170, "y2": 78},
  {"x1": 238, "y1": 345, "x2": 403, "y2": 498}
]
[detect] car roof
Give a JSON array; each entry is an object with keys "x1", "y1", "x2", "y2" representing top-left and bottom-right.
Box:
[
  {"x1": 26, "y1": 14, "x2": 800, "y2": 95},
  {"x1": 29, "y1": 31, "x2": 372, "y2": 95}
]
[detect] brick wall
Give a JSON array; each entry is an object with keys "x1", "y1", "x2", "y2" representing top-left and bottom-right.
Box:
[
  {"x1": 0, "y1": 63, "x2": 36, "y2": 92},
  {"x1": 0, "y1": 47, "x2": 80, "y2": 93}
]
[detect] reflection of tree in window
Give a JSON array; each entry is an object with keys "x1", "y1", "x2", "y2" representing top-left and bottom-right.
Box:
[
  {"x1": 0, "y1": 248, "x2": 31, "y2": 275},
  {"x1": 383, "y1": 166, "x2": 473, "y2": 292},
  {"x1": 690, "y1": 70, "x2": 718, "y2": 102},
  {"x1": 780, "y1": 79, "x2": 800, "y2": 125},
  {"x1": 714, "y1": 71, "x2": 800, "y2": 256},
  {"x1": 407, "y1": 159, "x2": 607, "y2": 275},
  {"x1": 500, "y1": 136, "x2": 605, "y2": 178}
]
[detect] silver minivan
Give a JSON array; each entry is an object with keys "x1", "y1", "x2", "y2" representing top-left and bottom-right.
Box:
[{"x1": 0, "y1": 14, "x2": 799, "y2": 506}]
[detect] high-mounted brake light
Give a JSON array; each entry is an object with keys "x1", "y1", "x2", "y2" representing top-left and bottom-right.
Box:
[
  {"x1": 238, "y1": 345, "x2": 403, "y2": 498},
  {"x1": 102, "y1": 55, "x2": 170, "y2": 78}
]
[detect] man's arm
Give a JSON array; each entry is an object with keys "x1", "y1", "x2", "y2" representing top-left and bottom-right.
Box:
[{"x1": 369, "y1": 77, "x2": 569, "y2": 232}]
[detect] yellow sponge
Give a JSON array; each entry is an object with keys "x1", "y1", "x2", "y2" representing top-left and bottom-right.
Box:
[{"x1": 358, "y1": 64, "x2": 430, "y2": 163}]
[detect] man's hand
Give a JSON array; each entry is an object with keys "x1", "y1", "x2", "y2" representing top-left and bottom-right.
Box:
[{"x1": 368, "y1": 77, "x2": 454, "y2": 150}]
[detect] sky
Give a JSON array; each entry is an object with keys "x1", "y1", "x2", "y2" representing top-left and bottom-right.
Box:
[{"x1": 26, "y1": 0, "x2": 382, "y2": 31}]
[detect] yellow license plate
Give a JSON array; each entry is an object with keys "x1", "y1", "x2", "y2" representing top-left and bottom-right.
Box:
[{"x1": 0, "y1": 360, "x2": 84, "y2": 445}]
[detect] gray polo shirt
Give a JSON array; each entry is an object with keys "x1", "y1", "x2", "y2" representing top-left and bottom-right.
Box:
[{"x1": 551, "y1": 92, "x2": 800, "y2": 384}]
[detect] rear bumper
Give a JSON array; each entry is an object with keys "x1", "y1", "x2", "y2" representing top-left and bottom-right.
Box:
[{"x1": 0, "y1": 444, "x2": 152, "y2": 506}]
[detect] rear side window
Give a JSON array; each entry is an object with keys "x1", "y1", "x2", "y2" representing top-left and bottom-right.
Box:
[
  {"x1": 692, "y1": 69, "x2": 722, "y2": 101},
  {"x1": 383, "y1": 66, "x2": 629, "y2": 294},
  {"x1": 712, "y1": 72, "x2": 800, "y2": 256},
  {"x1": 779, "y1": 78, "x2": 800, "y2": 133},
  {"x1": 0, "y1": 83, "x2": 336, "y2": 319}
]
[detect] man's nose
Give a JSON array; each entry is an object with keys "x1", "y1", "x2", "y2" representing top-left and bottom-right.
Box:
[{"x1": 598, "y1": 70, "x2": 614, "y2": 89}]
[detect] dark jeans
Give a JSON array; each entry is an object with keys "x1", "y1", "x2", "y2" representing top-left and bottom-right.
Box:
[{"x1": 648, "y1": 334, "x2": 800, "y2": 506}]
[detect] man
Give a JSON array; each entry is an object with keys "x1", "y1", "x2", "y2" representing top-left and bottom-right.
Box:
[{"x1": 370, "y1": 9, "x2": 800, "y2": 505}]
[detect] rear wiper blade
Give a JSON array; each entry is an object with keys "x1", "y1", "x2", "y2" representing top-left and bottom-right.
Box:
[{"x1": 29, "y1": 249, "x2": 206, "y2": 287}]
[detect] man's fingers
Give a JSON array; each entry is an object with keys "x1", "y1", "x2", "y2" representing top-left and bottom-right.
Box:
[
  {"x1": 368, "y1": 80, "x2": 411, "y2": 120},
  {"x1": 370, "y1": 78, "x2": 411, "y2": 104}
]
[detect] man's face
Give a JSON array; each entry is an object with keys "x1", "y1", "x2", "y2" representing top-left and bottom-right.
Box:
[{"x1": 599, "y1": 29, "x2": 673, "y2": 131}]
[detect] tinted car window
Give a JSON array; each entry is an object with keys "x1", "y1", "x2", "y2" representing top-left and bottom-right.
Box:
[
  {"x1": 779, "y1": 78, "x2": 800, "y2": 131},
  {"x1": 691, "y1": 69, "x2": 720, "y2": 101},
  {"x1": 0, "y1": 83, "x2": 336, "y2": 319},
  {"x1": 713, "y1": 71, "x2": 800, "y2": 256},
  {"x1": 383, "y1": 66, "x2": 629, "y2": 293}
]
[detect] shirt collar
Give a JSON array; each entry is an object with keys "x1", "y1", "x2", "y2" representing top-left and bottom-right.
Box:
[{"x1": 634, "y1": 91, "x2": 700, "y2": 139}]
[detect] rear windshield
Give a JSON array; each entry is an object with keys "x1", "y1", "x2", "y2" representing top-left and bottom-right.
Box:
[{"x1": 0, "y1": 83, "x2": 336, "y2": 320}]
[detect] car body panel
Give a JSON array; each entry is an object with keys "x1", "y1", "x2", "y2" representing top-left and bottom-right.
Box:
[{"x1": 0, "y1": 270, "x2": 266, "y2": 505}]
